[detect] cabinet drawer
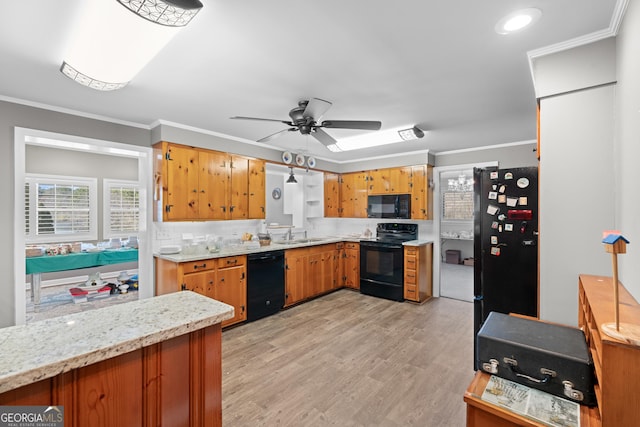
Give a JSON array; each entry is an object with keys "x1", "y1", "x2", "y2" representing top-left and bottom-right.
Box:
[
  {"x1": 405, "y1": 256, "x2": 417, "y2": 269},
  {"x1": 182, "y1": 259, "x2": 216, "y2": 273},
  {"x1": 345, "y1": 242, "x2": 359, "y2": 250},
  {"x1": 405, "y1": 247, "x2": 418, "y2": 256},
  {"x1": 217, "y1": 256, "x2": 245, "y2": 268},
  {"x1": 404, "y1": 271, "x2": 416, "y2": 284},
  {"x1": 404, "y1": 285, "x2": 417, "y2": 300}
]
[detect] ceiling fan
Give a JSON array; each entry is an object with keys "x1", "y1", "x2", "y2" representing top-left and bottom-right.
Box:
[{"x1": 230, "y1": 98, "x2": 382, "y2": 148}]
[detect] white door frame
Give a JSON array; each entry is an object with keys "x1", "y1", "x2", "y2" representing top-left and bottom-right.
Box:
[
  {"x1": 433, "y1": 161, "x2": 497, "y2": 298},
  {"x1": 14, "y1": 127, "x2": 153, "y2": 325}
]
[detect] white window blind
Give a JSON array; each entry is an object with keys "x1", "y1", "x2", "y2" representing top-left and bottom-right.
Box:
[
  {"x1": 104, "y1": 179, "x2": 140, "y2": 238},
  {"x1": 25, "y1": 174, "x2": 98, "y2": 243}
]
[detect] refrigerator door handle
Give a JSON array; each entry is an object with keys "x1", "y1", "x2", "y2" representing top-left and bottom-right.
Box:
[{"x1": 533, "y1": 231, "x2": 539, "y2": 235}]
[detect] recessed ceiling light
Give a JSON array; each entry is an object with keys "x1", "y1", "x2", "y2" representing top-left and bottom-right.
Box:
[{"x1": 495, "y1": 8, "x2": 542, "y2": 35}]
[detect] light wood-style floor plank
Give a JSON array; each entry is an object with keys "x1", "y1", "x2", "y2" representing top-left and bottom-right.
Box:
[{"x1": 222, "y1": 290, "x2": 475, "y2": 426}]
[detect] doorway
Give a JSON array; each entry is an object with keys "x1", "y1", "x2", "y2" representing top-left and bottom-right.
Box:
[
  {"x1": 13, "y1": 127, "x2": 153, "y2": 325},
  {"x1": 433, "y1": 162, "x2": 496, "y2": 302}
]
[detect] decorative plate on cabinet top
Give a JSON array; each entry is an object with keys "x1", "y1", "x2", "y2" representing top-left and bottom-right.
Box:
[
  {"x1": 282, "y1": 151, "x2": 292, "y2": 164},
  {"x1": 307, "y1": 156, "x2": 316, "y2": 168},
  {"x1": 295, "y1": 153, "x2": 306, "y2": 166}
]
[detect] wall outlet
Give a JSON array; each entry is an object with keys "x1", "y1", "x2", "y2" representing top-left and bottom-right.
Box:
[{"x1": 156, "y1": 230, "x2": 172, "y2": 240}]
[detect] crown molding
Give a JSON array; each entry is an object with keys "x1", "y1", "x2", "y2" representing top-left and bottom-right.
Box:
[{"x1": 434, "y1": 139, "x2": 536, "y2": 156}]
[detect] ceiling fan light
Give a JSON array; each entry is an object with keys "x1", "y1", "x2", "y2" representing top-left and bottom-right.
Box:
[
  {"x1": 117, "y1": 0, "x2": 203, "y2": 27},
  {"x1": 398, "y1": 126, "x2": 425, "y2": 141}
]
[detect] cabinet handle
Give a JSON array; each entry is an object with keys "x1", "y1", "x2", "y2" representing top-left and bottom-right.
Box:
[
  {"x1": 165, "y1": 205, "x2": 173, "y2": 213},
  {"x1": 230, "y1": 205, "x2": 235, "y2": 212},
  {"x1": 193, "y1": 263, "x2": 207, "y2": 270},
  {"x1": 181, "y1": 284, "x2": 186, "y2": 291},
  {"x1": 220, "y1": 277, "x2": 225, "y2": 282},
  {"x1": 192, "y1": 189, "x2": 198, "y2": 193},
  {"x1": 241, "y1": 272, "x2": 245, "y2": 279},
  {"x1": 227, "y1": 259, "x2": 237, "y2": 265},
  {"x1": 241, "y1": 305, "x2": 245, "y2": 313}
]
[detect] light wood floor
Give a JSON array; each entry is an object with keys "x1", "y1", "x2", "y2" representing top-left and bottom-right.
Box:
[{"x1": 222, "y1": 289, "x2": 475, "y2": 426}]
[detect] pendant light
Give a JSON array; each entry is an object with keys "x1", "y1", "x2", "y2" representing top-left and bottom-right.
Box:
[{"x1": 286, "y1": 167, "x2": 297, "y2": 184}]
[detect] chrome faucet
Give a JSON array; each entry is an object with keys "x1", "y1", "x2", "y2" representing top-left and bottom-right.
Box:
[{"x1": 285, "y1": 227, "x2": 293, "y2": 241}]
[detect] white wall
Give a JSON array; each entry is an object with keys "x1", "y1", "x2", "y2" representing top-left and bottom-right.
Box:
[
  {"x1": 539, "y1": 85, "x2": 616, "y2": 326},
  {"x1": 616, "y1": 0, "x2": 640, "y2": 302}
]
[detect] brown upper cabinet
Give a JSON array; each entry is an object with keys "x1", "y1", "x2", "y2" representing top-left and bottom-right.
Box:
[
  {"x1": 324, "y1": 165, "x2": 432, "y2": 219},
  {"x1": 153, "y1": 141, "x2": 265, "y2": 221},
  {"x1": 340, "y1": 171, "x2": 368, "y2": 218},
  {"x1": 368, "y1": 167, "x2": 411, "y2": 194}
]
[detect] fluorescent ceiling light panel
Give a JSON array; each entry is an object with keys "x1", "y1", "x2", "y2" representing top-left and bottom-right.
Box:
[
  {"x1": 326, "y1": 126, "x2": 426, "y2": 152},
  {"x1": 495, "y1": 8, "x2": 542, "y2": 35},
  {"x1": 61, "y1": 0, "x2": 199, "y2": 90}
]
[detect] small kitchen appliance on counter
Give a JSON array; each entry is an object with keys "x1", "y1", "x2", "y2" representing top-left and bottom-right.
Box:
[{"x1": 359, "y1": 223, "x2": 418, "y2": 301}]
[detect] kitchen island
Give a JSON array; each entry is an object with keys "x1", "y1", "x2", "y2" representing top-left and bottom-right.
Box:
[{"x1": 0, "y1": 291, "x2": 233, "y2": 427}]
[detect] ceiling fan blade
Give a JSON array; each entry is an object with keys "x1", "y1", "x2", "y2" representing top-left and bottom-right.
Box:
[
  {"x1": 231, "y1": 116, "x2": 294, "y2": 126},
  {"x1": 302, "y1": 98, "x2": 332, "y2": 120},
  {"x1": 257, "y1": 128, "x2": 296, "y2": 143},
  {"x1": 312, "y1": 128, "x2": 337, "y2": 147},
  {"x1": 321, "y1": 120, "x2": 382, "y2": 130}
]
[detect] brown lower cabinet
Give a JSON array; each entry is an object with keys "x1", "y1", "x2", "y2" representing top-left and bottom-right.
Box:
[
  {"x1": 0, "y1": 324, "x2": 223, "y2": 427},
  {"x1": 284, "y1": 243, "x2": 342, "y2": 307},
  {"x1": 403, "y1": 243, "x2": 433, "y2": 303},
  {"x1": 343, "y1": 242, "x2": 360, "y2": 289},
  {"x1": 155, "y1": 255, "x2": 247, "y2": 328}
]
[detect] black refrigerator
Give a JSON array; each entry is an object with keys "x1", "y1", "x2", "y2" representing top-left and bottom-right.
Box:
[{"x1": 473, "y1": 166, "x2": 538, "y2": 368}]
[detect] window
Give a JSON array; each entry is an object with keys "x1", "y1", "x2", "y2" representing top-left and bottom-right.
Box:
[
  {"x1": 104, "y1": 179, "x2": 140, "y2": 238},
  {"x1": 25, "y1": 174, "x2": 98, "y2": 243},
  {"x1": 442, "y1": 191, "x2": 474, "y2": 220}
]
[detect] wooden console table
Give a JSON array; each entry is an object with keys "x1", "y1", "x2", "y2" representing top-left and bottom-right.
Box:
[{"x1": 0, "y1": 291, "x2": 233, "y2": 427}]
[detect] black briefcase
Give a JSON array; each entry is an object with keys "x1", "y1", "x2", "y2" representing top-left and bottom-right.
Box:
[{"x1": 476, "y1": 311, "x2": 596, "y2": 406}]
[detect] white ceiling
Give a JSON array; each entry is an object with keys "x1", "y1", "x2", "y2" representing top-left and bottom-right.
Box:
[{"x1": 0, "y1": 1, "x2": 619, "y2": 162}]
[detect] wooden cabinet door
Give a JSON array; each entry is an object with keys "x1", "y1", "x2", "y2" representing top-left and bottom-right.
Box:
[
  {"x1": 390, "y1": 166, "x2": 411, "y2": 194},
  {"x1": 324, "y1": 172, "x2": 341, "y2": 217},
  {"x1": 166, "y1": 144, "x2": 199, "y2": 220},
  {"x1": 306, "y1": 251, "x2": 322, "y2": 298},
  {"x1": 182, "y1": 270, "x2": 215, "y2": 297},
  {"x1": 341, "y1": 172, "x2": 368, "y2": 218},
  {"x1": 198, "y1": 150, "x2": 228, "y2": 220},
  {"x1": 248, "y1": 158, "x2": 266, "y2": 219},
  {"x1": 285, "y1": 250, "x2": 306, "y2": 306},
  {"x1": 216, "y1": 265, "x2": 246, "y2": 327},
  {"x1": 230, "y1": 156, "x2": 249, "y2": 220},
  {"x1": 344, "y1": 243, "x2": 360, "y2": 289},
  {"x1": 367, "y1": 169, "x2": 389, "y2": 194},
  {"x1": 410, "y1": 165, "x2": 432, "y2": 220}
]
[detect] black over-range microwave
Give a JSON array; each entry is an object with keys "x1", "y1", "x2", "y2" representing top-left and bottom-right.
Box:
[{"x1": 367, "y1": 194, "x2": 411, "y2": 219}]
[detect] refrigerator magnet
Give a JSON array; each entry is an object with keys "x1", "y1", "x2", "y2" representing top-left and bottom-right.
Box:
[
  {"x1": 490, "y1": 247, "x2": 501, "y2": 256},
  {"x1": 519, "y1": 196, "x2": 528, "y2": 206},
  {"x1": 498, "y1": 224, "x2": 503, "y2": 232},
  {"x1": 504, "y1": 172, "x2": 513, "y2": 180},
  {"x1": 487, "y1": 205, "x2": 499, "y2": 215},
  {"x1": 506, "y1": 197, "x2": 518, "y2": 207},
  {"x1": 488, "y1": 191, "x2": 498, "y2": 200},
  {"x1": 491, "y1": 221, "x2": 499, "y2": 229},
  {"x1": 498, "y1": 194, "x2": 507, "y2": 204},
  {"x1": 491, "y1": 236, "x2": 498, "y2": 244},
  {"x1": 490, "y1": 171, "x2": 499, "y2": 179},
  {"x1": 498, "y1": 185, "x2": 506, "y2": 193},
  {"x1": 505, "y1": 224, "x2": 514, "y2": 232},
  {"x1": 517, "y1": 177, "x2": 530, "y2": 188},
  {"x1": 498, "y1": 214, "x2": 506, "y2": 221},
  {"x1": 492, "y1": 185, "x2": 498, "y2": 190}
]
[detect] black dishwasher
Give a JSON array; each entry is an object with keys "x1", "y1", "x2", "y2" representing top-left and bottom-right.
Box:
[{"x1": 246, "y1": 250, "x2": 285, "y2": 322}]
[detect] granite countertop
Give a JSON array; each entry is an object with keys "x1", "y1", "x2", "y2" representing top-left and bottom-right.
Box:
[
  {"x1": 0, "y1": 291, "x2": 233, "y2": 394},
  {"x1": 155, "y1": 236, "x2": 361, "y2": 262},
  {"x1": 403, "y1": 239, "x2": 435, "y2": 246}
]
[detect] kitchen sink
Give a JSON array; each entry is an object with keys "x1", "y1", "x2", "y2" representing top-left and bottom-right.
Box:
[{"x1": 273, "y1": 238, "x2": 328, "y2": 245}]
